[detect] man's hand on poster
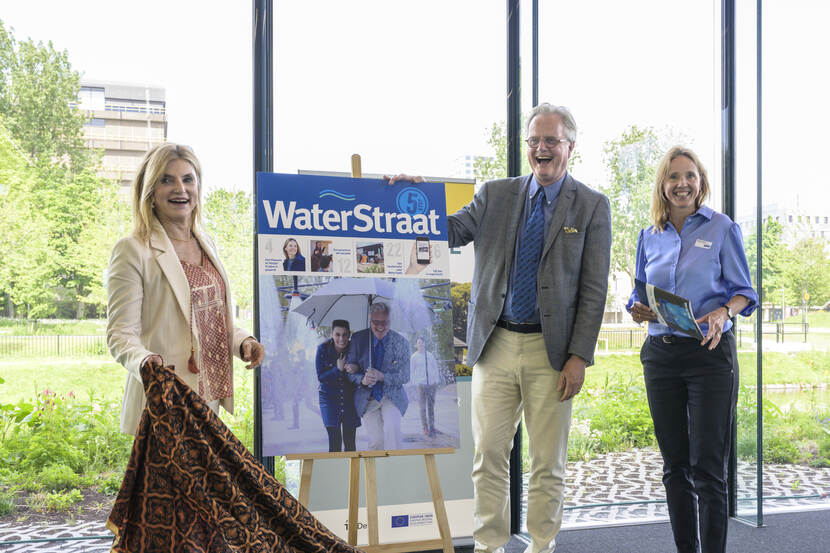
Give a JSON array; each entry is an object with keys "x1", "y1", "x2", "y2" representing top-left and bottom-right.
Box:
[
  {"x1": 405, "y1": 240, "x2": 431, "y2": 274},
  {"x1": 384, "y1": 174, "x2": 424, "y2": 186}
]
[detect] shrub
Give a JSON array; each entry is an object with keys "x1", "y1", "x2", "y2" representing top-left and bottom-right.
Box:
[
  {"x1": 455, "y1": 363, "x2": 472, "y2": 377},
  {"x1": 26, "y1": 489, "x2": 83, "y2": 512},
  {"x1": 38, "y1": 463, "x2": 80, "y2": 491},
  {"x1": 97, "y1": 472, "x2": 124, "y2": 496},
  {"x1": 0, "y1": 491, "x2": 16, "y2": 516}
]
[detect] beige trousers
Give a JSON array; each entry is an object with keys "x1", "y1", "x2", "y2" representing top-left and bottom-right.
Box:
[{"x1": 472, "y1": 327, "x2": 572, "y2": 553}]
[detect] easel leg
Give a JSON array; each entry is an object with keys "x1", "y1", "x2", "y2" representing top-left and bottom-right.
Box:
[
  {"x1": 425, "y1": 454, "x2": 454, "y2": 553},
  {"x1": 348, "y1": 457, "x2": 361, "y2": 545},
  {"x1": 298, "y1": 459, "x2": 313, "y2": 507},
  {"x1": 364, "y1": 457, "x2": 380, "y2": 545}
]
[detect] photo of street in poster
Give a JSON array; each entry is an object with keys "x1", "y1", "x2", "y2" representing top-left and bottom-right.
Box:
[{"x1": 259, "y1": 274, "x2": 460, "y2": 456}]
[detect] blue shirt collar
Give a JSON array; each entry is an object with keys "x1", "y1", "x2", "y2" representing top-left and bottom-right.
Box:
[
  {"x1": 529, "y1": 172, "x2": 566, "y2": 203},
  {"x1": 695, "y1": 205, "x2": 714, "y2": 220}
]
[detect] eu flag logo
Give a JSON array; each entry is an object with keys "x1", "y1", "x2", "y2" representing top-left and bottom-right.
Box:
[{"x1": 391, "y1": 515, "x2": 409, "y2": 528}]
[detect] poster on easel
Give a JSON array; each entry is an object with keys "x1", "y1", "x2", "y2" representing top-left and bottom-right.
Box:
[{"x1": 256, "y1": 173, "x2": 461, "y2": 457}]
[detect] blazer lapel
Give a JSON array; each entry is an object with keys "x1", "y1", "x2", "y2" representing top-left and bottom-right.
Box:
[
  {"x1": 503, "y1": 175, "x2": 531, "y2": 269},
  {"x1": 542, "y1": 175, "x2": 576, "y2": 258},
  {"x1": 150, "y1": 221, "x2": 191, "y2": 323}
]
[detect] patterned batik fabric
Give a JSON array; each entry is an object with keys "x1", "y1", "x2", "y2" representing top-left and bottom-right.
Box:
[
  {"x1": 181, "y1": 256, "x2": 232, "y2": 402},
  {"x1": 107, "y1": 363, "x2": 363, "y2": 553}
]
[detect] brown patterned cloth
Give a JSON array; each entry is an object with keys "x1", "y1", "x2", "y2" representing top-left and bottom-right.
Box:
[{"x1": 106, "y1": 362, "x2": 363, "y2": 553}]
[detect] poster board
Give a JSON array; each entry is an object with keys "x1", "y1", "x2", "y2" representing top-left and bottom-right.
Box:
[{"x1": 256, "y1": 173, "x2": 461, "y2": 457}]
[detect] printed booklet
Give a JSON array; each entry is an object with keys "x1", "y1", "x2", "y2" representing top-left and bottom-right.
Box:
[{"x1": 634, "y1": 278, "x2": 704, "y2": 340}]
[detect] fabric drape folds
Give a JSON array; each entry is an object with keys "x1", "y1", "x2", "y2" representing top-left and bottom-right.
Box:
[{"x1": 107, "y1": 363, "x2": 361, "y2": 553}]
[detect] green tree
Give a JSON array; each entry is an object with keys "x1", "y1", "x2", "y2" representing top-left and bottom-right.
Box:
[
  {"x1": 203, "y1": 189, "x2": 254, "y2": 316},
  {"x1": 743, "y1": 217, "x2": 787, "y2": 307},
  {"x1": 472, "y1": 118, "x2": 580, "y2": 183},
  {"x1": 600, "y1": 126, "x2": 661, "y2": 288},
  {"x1": 450, "y1": 281, "x2": 471, "y2": 342},
  {"x1": 0, "y1": 20, "x2": 118, "y2": 318},
  {"x1": 0, "y1": 19, "x2": 89, "y2": 173},
  {"x1": 781, "y1": 236, "x2": 830, "y2": 309}
]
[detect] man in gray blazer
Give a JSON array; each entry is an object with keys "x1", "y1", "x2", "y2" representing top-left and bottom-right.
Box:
[
  {"x1": 393, "y1": 103, "x2": 611, "y2": 553},
  {"x1": 346, "y1": 302, "x2": 410, "y2": 450}
]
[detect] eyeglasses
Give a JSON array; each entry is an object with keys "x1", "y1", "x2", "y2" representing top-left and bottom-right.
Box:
[
  {"x1": 370, "y1": 319, "x2": 390, "y2": 327},
  {"x1": 525, "y1": 136, "x2": 570, "y2": 148}
]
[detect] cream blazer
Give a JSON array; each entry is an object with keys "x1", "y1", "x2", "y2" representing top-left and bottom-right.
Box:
[{"x1": 106, "y1": 219, "x2": 250, "y2": 434}]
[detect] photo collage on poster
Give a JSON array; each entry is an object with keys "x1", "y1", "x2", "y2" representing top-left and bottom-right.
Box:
[{"x1": 256, "y1": 173, "x2": 460, "y2": 457}]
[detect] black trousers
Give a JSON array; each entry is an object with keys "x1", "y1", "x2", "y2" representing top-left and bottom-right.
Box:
[
  {"x1": 641, "y1": 332, "x2": 738, "y2": 553},
  {"x1": 325, "y1": 424, "x2": 357, "y2": 452}
]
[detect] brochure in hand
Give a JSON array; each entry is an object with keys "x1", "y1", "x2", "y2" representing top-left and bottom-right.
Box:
[{"x1": 634, "y1": 279, "x2": 704, "y2": 340}]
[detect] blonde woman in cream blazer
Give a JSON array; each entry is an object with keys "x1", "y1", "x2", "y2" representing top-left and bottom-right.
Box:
[{"x1": 107, "y1": 143, "x2": 263, "y2": 435}]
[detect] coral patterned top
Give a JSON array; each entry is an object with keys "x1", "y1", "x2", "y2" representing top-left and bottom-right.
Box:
[{"x1": 181, "y1": 253, "x2": 232, "y2": 402}]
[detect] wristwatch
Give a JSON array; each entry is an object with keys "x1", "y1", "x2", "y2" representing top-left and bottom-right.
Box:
[{"x1": 724, "y1": 304, "x2": 734, "y2": 318}]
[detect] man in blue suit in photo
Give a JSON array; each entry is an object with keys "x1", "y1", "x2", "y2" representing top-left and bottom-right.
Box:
[{"x1": 346, "y1": 302, "x2": 410, "y2": 450}]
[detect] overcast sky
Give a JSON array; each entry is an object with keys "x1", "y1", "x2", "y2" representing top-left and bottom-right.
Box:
[{"x1": 2, "y1": 0, "x2": 827, "y2": 217}]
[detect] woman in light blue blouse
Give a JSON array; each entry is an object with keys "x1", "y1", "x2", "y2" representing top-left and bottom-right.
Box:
[{"x1": 627, "y1": 146, "x2": 758, "y2": 553}]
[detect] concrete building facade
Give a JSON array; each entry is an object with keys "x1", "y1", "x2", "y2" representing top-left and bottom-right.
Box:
[{"x1": 75, "y1": 80, "x2": 167, "y2": 188}]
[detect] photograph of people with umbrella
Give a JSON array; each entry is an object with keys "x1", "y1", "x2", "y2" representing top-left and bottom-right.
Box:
[{"x1": 259, "y1": 274, "x2": 460, "y2": 456}]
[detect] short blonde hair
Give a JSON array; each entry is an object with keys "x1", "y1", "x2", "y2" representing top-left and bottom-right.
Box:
[
  {"x1": 650, "y1": 146, "x2": 710, "y2": 232},
  {"x1": 132, "y1": 143, "x2": 203, "y2": 242}
]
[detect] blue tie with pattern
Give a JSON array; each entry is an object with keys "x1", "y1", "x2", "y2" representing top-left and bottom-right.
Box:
[
  {"x1": 511, "y1": 189, "x2": 545, "y2": 322},
  {"x1": 372, "y1": 337, "x2": 384, "y2": 401}
]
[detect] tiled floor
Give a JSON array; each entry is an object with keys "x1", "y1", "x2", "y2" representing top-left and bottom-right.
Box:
[{"x1": 2, "y1": 449, "x2": 828, "y2": 552}]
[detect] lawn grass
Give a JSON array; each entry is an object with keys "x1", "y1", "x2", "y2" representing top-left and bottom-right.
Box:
[
  {"x1": 783, "y1": 310, "x2": 830, "y2": 327},
  {"x1": 589, "y1": 350, "x2": 830, "y2": 388},
  {"x1": 0, "y1": 318, "x2": 107, "y2": 336},
  {"x1": 0, "y1": 358, "x2": 126, "y2": 403}
]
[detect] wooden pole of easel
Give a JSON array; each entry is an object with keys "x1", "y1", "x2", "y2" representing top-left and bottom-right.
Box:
[{"x1": 286, "y1": 154, "x2": 454, "y2": 553}]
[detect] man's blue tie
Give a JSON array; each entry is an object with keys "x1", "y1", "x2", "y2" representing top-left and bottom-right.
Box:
[
  {"x1": 511, "y1": 189, "x2": 545, "y2": 322},
  {"x1": 372, "y1": 337, "x2": 384, "y2": 401}
]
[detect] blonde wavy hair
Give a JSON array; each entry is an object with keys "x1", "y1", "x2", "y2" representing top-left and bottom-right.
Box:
[
  {"x1": 132, "y1": 143, "x2": 203, "y2": 242},
  {"x1": 650, "y1": 146, "x2": 710, "y2": 232}
]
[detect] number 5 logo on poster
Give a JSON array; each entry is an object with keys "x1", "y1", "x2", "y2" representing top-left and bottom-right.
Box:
[{"x1": 396, "y1": 187, "x2": 428, "y2": 215}]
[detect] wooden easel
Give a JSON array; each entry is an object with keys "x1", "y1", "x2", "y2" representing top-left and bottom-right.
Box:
[
  {"x1": 285, "y1": 448, "x2": 455, "y2": 553},
  {"x1": 284, "y1": 155, "x2": 455, "y2": 552}
]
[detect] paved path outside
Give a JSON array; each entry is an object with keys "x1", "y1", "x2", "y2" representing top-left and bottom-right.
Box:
[{"x1": 2, "y1": 449, "x2": 828, "y2": 551}]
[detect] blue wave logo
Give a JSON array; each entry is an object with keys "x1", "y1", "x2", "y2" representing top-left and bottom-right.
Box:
[{"x1": 319, "y1": 189, "x2": 356, "y2": 201}]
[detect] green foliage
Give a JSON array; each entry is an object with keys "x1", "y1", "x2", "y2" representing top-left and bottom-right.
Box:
[
  {"x1": 472, "y1": 117, "x2": 580, "y2": 183},
  {"x1": 450, "y1": 281, "x2": 471, "y2": 342},
  {"x1": 203, "y1": 189, "x2": 254, "y2": 314},
  {"x1": 0, "y1": 21, "x2": 128, "y2": 319},
  {"x1": 455, "y1": 363, "x2": 472, "y2": 377},
  {"x1": 0, "y1": 19, "x2": 89, "y2": 171},
  {"x1": 0, "y1": 389, "x2": 133, "y2": 480},
  {"x1": 0, "y1": 490, "x2": 16, "y2": 516},
  {"x1": 97, "y1": 472, "x2": 124, "y2": 496},
  {"x1": 743, "y1": 217, "x2": 786, "y2": 303},
  {"x1": 38, "y1": 463, "x2": 80, "y2": 491},
  {"x1": 26, "y1": 488, "x2": 82, "y2": 512},
  {"x1": 781, "y1": 236, "x2": 830, "y2": 309},
  {"x1": 600, "y1": 126, "x2": 661, "y2": 295}
]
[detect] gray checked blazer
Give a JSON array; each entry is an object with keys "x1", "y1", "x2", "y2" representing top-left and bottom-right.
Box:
[
  {"x1": 346, "y1": 328, "x2": 411, "y2": 417},
  {"x1": 448, "y1": 174, "x2": 612, "y2": 371}
]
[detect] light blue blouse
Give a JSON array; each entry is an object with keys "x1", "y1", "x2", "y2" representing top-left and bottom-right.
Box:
[{"x1": 626, "y1": 205, "x2": 758, "y2": 337}]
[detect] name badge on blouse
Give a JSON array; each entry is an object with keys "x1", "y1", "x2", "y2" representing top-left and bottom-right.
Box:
[{"x1": 694, "y1": 239, "x2": 713, "y2": 249}]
